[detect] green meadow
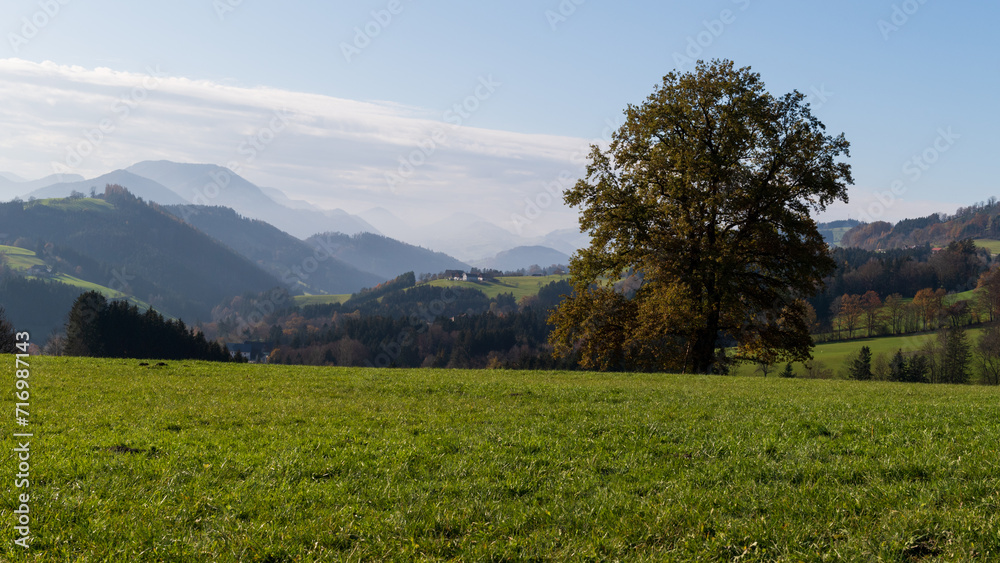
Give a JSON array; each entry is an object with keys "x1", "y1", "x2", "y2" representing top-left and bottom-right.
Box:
[
  {"x1": 423, "y1": 275, "x2": 570, "y2": 301},
  {"x1": 974, "y1": 238, "x2": 1000, "y2": 255},
  {"x1": 292, "y1": 294, "x2": 352, "y2": 307},
  {"x1": 737, "y1": 328, "x2": 989, "y2": 378},
  {"x1": 0, "y1": 245, "x2": 138, "y2": 304},
  {"x1": 2, "y1": 357, "x2": 1000, "y2": 561},
  {"x1": 290, "y1": 276, "x2": 571, "y2": 308}
]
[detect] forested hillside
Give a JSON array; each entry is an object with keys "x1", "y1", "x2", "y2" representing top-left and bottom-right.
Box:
[
  {"x1": 810, "y1": 239, "x2": 988, "y2": 329},
  {"x1": 0, "y1": 187, "x2": 280, "y2": 323},
  {"x1": 840, "y1": 199, "x2": 1000, "y2": 250},
  {"x1": 163, "y1": 205, "x2": 384, "y2": 293},
  {"x1": 303, "y1": 231, "x2": 469, "y2": 280},
  {"x1": 207, "y1": 273, "x2": 576, "y2": 370}
]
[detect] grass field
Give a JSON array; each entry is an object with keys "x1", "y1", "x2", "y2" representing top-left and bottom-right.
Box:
[
  {"x1": 974, "y1": 238, "x2": 1000, "y2": 254},
  {"x1": 0, "y1": 245, "x2": 148, "y2": 306},
  {"x1": 738, "y1": 327, "x2": 988, "y2": 377},
  {"x1": 422, "y1": 275, "x2": 571, "y2": 301},
  {"x1": 0, "y1": 245, "x2": 45, "y2": 271},
  {"x1": 826, "y1": 226, "x2": 854, "y2": 247},
  {"x1": 3, "y1": 358, "x2": 999, "y2": 560},
  {"x1": 25, "y1": 197, "x2": 115, "y2": 212},
  {"x1": 292, "y1": 294, "x2": 352, "y2": 307}
]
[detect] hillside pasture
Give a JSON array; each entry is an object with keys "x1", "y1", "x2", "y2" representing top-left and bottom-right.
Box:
[
  {"x1": 292, "y1": 293, "x2": 352, "y2": 307},
  {"x1": 422, "y1": 274, "x2": 570, "y2": 301},
  {"x1": 25, "y1": 197, "x2": 115, "y2": 212},
  {"x1": 739, "y1": 327, "x2": 988, "y2": 378},
  {"x1": 3, "y1": 357, "x2": 999, "y2": 561},
  {"x1": 974, "y1": 238, "x2": 1000, "y2": 255},
  {"x1": 0, "y1": 244, "x2": 150, "y2": 306},
  {"x1": 0, "y1": 244, "x2": 45, "y2": 270}
]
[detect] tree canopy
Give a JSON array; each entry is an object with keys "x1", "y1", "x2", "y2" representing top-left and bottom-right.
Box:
[{"x1": 549, "y1": 59, "x2": 853, "y2": 373}]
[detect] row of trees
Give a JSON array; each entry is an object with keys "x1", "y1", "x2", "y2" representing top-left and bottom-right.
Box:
[
  {"x1": 259, "y1": 279, "x2": 576, "y2": 369},
  {"x1": 811, "y1": 240, "x2": 989, "y2": 329},
  {"x1": 63, "y1": 291, "x2": 232, "y2": 361},
  {"x1": 829, "y1": 264, "x2": 1000, "y2": 341},
  {"x1": 847, "y1": 325, "x2": 1000, "y2": 385}
]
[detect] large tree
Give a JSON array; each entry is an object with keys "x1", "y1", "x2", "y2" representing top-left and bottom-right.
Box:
[{"x1": 550, "y1": 60, "x2": 852, "y2": 373}]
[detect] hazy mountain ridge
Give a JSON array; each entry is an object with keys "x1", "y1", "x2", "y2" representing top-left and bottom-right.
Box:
[
  {"x1": 817, "y1": 219, "x2": 861, "y2": 247},
  {"x1": 162, "y1": 204, "x2": 384, "y2": 294},
  {"x1": 0, "y1": 171, "x2": 85, "y2": 201},
  {"x1": 7, "y1": 161, "x2": 592, "y2": 262},
  {"x1": 304, "y1": 232, "x2": 470, "y2": 280},
  {"x1": 126, "y1": 161, "x2": 379, "y2": 239},
  {"x1": 471, "y1": 246, "x2": 571, "y2": 272},
  {"x1": 26, "y1": 170, "x2": 187, "y2": 205}
]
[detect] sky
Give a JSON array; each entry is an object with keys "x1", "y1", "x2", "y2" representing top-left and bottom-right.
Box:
[{"x1": 0, "y1": 0, "x2": 996, "y2": 237}]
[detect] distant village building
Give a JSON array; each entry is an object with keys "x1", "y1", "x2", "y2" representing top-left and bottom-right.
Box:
[
  {"x1": 226, "y1": 341, "x2": 271, "y2": 363},
  {"x1": 441, "y1": 270, "x2": 497, "y2": 283},
  {"x1": 26, "y1": 265, "x2": 50, "y2": 277}
]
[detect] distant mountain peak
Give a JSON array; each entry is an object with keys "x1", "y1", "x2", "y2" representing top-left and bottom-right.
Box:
[{"x1": 126, "y1": 160, "x2": 379, "y2": 239}]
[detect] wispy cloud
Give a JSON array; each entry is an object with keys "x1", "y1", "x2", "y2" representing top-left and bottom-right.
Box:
[{"x1": 0, "y1": 58, "x2": 588, "y2": 235}]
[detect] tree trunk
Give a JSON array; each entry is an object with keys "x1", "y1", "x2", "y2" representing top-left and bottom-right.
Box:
[{"x1": 691, "y1": 309, "x2": 721, "y2": 374}]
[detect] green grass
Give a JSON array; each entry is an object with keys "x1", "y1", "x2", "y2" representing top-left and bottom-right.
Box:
[
  {"x1": 0, "y1": 245, "x2": 45, "y2": 270},
  {"x1": 292, "y1": 294, "x2": 351, "y2": 307},
  {"x1": 25, "y1": 197, "x2": 114, "y2": 212},
  {"x1": 974, "y1": 238, "x2": 1000, "y2": 254},
  {"x1": 4, "y1": 357, "x2": 1000, "y2": 560},
  {"x1": 826, "y1": 226, "x2": 854, "y2": 246},
  {"x1": 946, "y1": 289, "x2": 977, "y2": 304},
  {"x1": 740, "y1": 327, "x2": 988, "y2": 377},
  {"x1": 0, "y1": 245, "x2": 151, "y2": 308},
  {"x1": 422, "y1": 275, "x2": 570, "y2": 301}
]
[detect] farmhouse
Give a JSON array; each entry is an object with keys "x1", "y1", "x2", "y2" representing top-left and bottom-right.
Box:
[
  {"x1": 226, "y1": 341, "x2": 271, "y2": 363},
  {"x1": 26, "y1": 264, "x2": 50, "y2": 277}
]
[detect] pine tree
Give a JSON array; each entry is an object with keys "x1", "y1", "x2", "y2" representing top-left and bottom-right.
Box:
[
  {"x1": 889, "y1": 349, "x2": 908, "y2": 382},
  {"x1": 850, "y1": 346, "x2": 873, "y2": 380},
  {"x1": 65, "y1": 291, "x2": 107, "y2": 356},
  {"x1": 941, "y1": 327, "x2": 971, "y2": 384},
  {"x1": 780, "y1": 363, "x2": 795, "y2": 378},
  {"x1": 907, "y1": 354, "x2": 930, "y2": 383}
]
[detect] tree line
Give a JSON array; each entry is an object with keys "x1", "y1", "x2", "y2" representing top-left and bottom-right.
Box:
[
  {"x1": 810, "y1": 239, "x2": 988, "y2": 331},
  {"x1": 245, "y1": 278, "x2": 576, "y2": 369},
  {"x1": 62, "y1": 291, "x2": 232, "y2": 361},
  {"x1": 824, "y1": 259, "x2": 1000, "y2": 342},
  {"x1": 843, "y1": 324, "x2": 1000, "y2": 386}
]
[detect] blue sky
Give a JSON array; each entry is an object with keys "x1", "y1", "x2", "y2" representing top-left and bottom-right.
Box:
[{"x1": 0, "y1": 0, "x2": 995, "y2": 234}]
